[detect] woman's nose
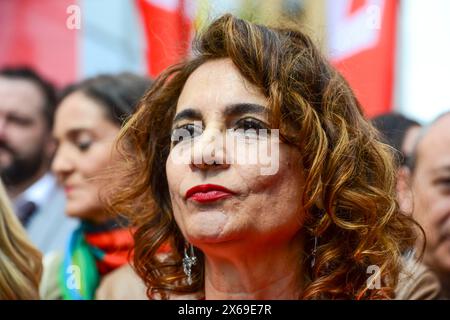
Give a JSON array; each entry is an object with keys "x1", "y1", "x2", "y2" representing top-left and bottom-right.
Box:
[
  {"x1": 51, "y1": 145, "x2": 74, "y2": 178},
  {"x1": 190, "y1": 127, "x2": 230, "y2": 171}
]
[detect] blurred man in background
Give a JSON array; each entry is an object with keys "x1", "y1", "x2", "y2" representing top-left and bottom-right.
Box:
[
  {"x1": 0, "y1": 67, "x2": 77, "y2": 254},
  {"x1": 373, "y1": 113, "x2": 442, "y2": 299},
  {"x1": 398, "y1": 112, "x2": 450, "y2": 299}
]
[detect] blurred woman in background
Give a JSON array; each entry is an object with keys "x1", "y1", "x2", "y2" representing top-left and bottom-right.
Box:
[
  {"x1": 0, "y1": 178, "x2": 42, "y2": 299},
  {"x1": 40, "y1": 73, "x2": 151, "y2": 299}
]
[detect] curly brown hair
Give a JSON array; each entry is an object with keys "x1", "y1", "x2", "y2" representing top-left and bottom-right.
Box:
[{"x1": 108, "y1": 14, "x2": 422, "y2": 299}]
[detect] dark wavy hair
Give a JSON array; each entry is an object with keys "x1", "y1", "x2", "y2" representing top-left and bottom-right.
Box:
[
  {"x1": 371, "y1": 113, "x2": 421, "y2": 166},
  {"x1": 108, "y1": 14, "x2": 422, "y2": 299},
  {"x1": 59, "y1": 73, "x2": 152, "y2": 127}
]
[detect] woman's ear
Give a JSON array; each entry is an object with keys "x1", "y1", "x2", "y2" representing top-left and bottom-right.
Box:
[{"x1": 396, "y1": 166, "x2": 414, "y2": 215}]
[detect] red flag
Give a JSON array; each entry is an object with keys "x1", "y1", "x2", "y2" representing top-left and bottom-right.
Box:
[
  {"x1": 137, "y1": 0, "x2": 193, "y2": 78},
  {"x1": 0, "y1": 0, "x2": 77, "y2": 87},
  {"x1": 327, "y1": 0, "x2": 398, "y2": 117}
]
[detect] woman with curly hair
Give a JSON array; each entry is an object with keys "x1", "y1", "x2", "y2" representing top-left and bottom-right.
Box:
[{"x1": 109, "y1": 14, "x2": 423, "y2": 299}]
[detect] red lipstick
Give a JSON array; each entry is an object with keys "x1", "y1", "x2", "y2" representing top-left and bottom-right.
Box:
[
  {"x1": 185, "y1": 184, "x2": 235, "y2": 203},
  {"x1": 64, "y1": 186, "x2": 74, "y2": 194}
]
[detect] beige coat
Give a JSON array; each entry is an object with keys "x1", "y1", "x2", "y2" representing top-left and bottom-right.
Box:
[
  {"x1": 395, "y1": 256, "x2": 442, "y2": 300},
  {"x1": 40, "y1": 252, "x2": 148, "y2": 300},
  {"x1": 95, "y1": 264, "x2": 148, "y2": 300}
]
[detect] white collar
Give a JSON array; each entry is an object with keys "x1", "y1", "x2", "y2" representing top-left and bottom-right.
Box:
[{"x1": 20, "y1": 173, "x2": 58, "y2": 209}]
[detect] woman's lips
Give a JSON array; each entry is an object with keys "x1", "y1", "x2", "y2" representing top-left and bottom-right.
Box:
[
  {"x1": 185, "y1": 184, "x2": 235, "y2": 203},
  {"x1": 64, "y1": 186, "x2": 74, "y2": 194}
]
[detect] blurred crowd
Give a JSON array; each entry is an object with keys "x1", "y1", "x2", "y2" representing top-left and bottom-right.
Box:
[
  {"x1": 0, "y1": 67, "x2": 150, "y2": 299},
  {"x1": 0, "y1": 14, "x2": 450, "y2": 300}
]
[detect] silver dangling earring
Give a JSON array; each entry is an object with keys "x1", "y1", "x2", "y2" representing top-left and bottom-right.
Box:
[
  {"x1": 183, "y1": 243, "x2": 197, "y2": 285},
  {"x1": 311, "y1": 236, "x2": 318, "y2": 268}
]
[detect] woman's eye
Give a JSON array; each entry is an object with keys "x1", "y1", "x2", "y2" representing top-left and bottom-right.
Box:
[
  {"x1": 171, "y1": 123, "x2": 203, "y2": 145},
  {"x1": 77, "y1": 140, "x2": 92, "y2": 151},
  {"x1": 235, "y1": 118, "x2": 269, "y2": 136},
  {"x1": 436, "y1": 178, "x2": 450, "y2": 187}
]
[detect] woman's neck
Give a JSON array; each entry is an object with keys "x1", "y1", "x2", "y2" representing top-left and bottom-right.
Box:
[
  {"x1": 202, "y1": 235, "x2": 304, "y2": 300},
  {"x1": 81, "y1": 214, "x2": 125, "y2": 231}
]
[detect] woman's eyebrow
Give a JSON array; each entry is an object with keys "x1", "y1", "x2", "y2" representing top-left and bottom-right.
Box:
[
  {"x1": 224, "y1": 103, "x2": 267, "y2": 117},
  {"x1": 173, "y1": 108, "x2": 202, "y2": 123},
  {"x1": 432, "y1": 165, "x2": 450, "y2": 176},
  {"x1": 64, "y1": 128, "x2": 92, "y2": 140}
]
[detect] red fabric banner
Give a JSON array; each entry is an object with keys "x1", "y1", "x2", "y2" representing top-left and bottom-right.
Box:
[
  {"x1": 328, "y1": 0, "x2": 398, "y2": 117},
  {"x1": 0, "y1": 0, "x2": 77, "y2": 87},
  {"x1": 137, "y1": 0, "x2": 192, "y2": 78}
]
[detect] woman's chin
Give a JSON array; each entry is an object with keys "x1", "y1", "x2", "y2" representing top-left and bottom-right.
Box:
[
  {"x1": 65, "y1": 206, "x2": 97, "y2": 222},
  {"x1": 65, "y1": 208, "x2": 83, "y2": 220},
  {"x1": 184, "y1": 210, "x2": 233, "y2": 244}
]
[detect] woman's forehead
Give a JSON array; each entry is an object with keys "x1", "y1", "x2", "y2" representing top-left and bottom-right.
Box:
[{"x1": 175, "y1": 59, "x2": 267, "y2": 116}]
